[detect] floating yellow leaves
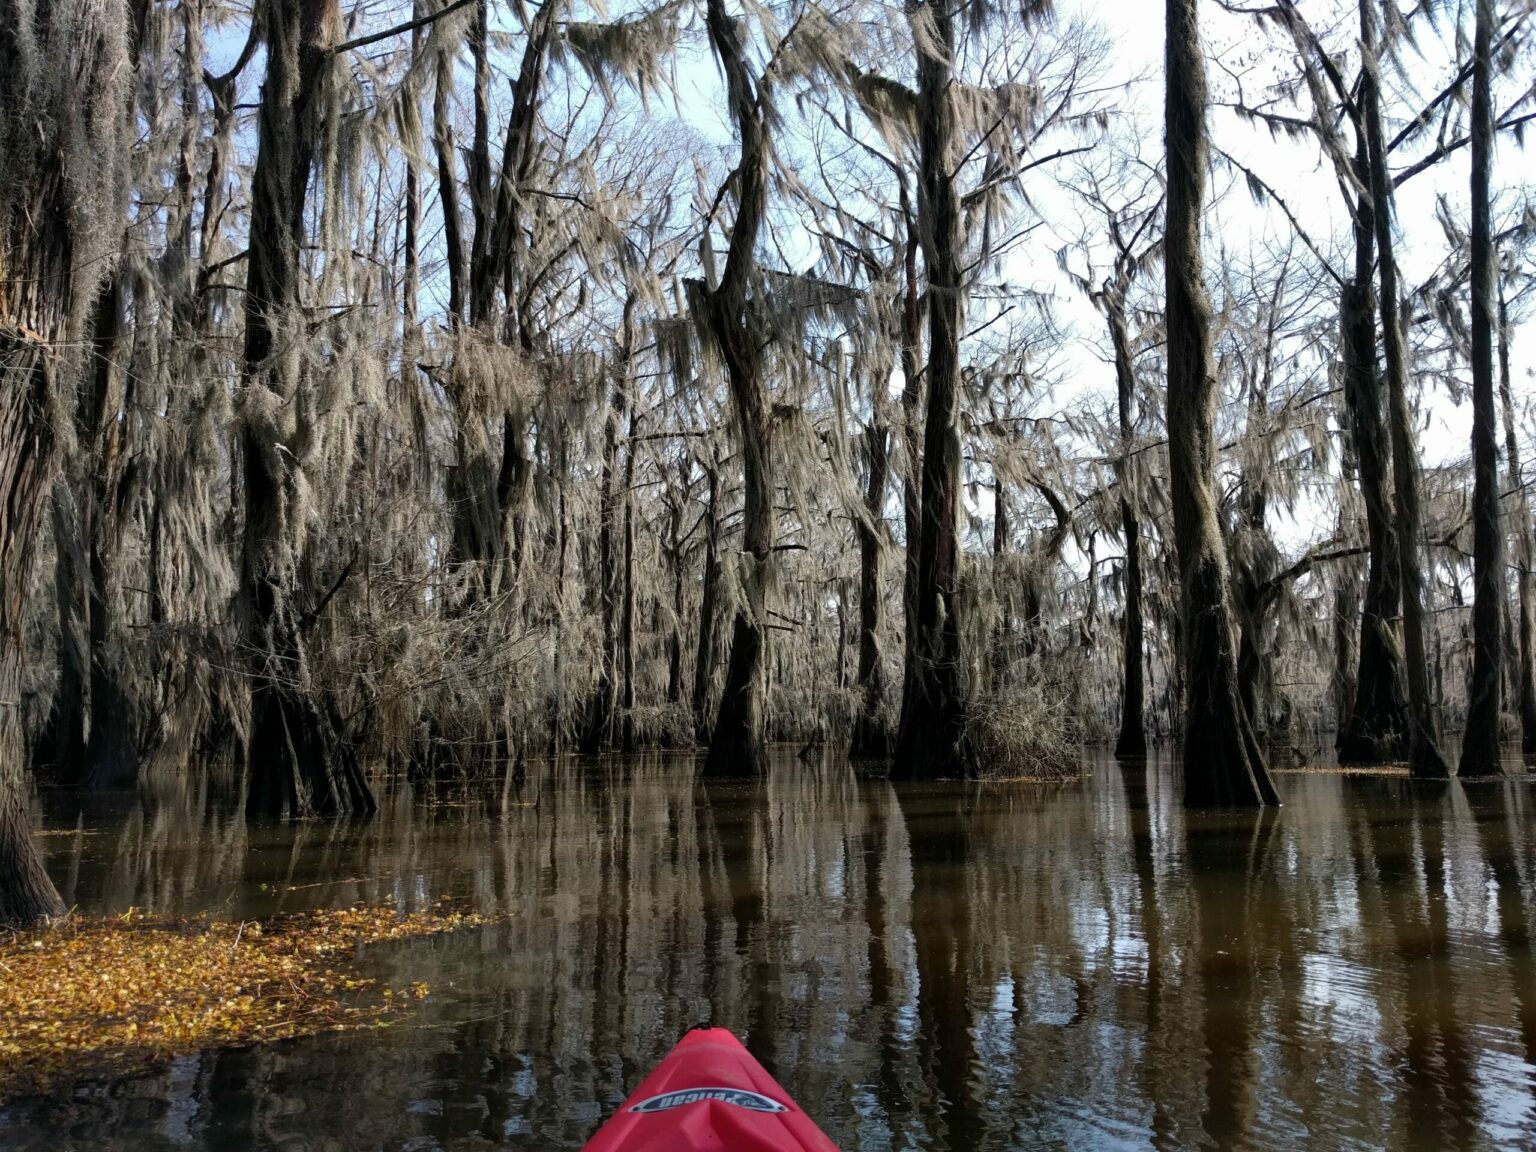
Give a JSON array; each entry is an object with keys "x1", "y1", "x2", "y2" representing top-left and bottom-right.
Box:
[{"x1": 0, "y1": 902, "x2": 487, "y2": 1099}]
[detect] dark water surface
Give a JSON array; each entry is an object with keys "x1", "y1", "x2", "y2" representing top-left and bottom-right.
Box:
[{"x1": 6, "y1": 753, "x2": 1536, "y2": 1151}]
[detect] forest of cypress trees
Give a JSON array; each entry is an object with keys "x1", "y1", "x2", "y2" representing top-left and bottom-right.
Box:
[{"x1": 1, "y1": 0, "x2": 1534, "y2": 921}]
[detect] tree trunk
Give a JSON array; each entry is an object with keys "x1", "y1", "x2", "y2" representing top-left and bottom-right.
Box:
[
  {"x1": 620, "y1": 409, "x2": 638, "y2": 755},
  {"x1": 666, "y1": 469, "x2": 687, "y2": 713},
  {"x1": 1499, "y1": 276, "x2": 1536, "y2": 756},
  {"x1": 892, "y1": 0, "x2": 973, "y2": 780},
  {"x1": 1110, "y1": 303, "x2": 1147, "y2": 759},
  {"x1": 1164, "y1": 0, "x2": 1277, "y2": 807},
  {"x1": 38, "y1": 489, "x2": 88, "y2": 776},
  {"x1": 0, "y1": 0, "x2": 128, "y2": 920},
  {"x1": 705, "y1": 371, "x2": 770, "y2": 777},
  {"x1": 35, "y1": 0, "x2": 147, "y2": 788},
  {"x1": 547, "y1": 429, "x2": 570, "y2": 753},
  {"x1": 240, "y1": 0, "x2": 373, "y2": 819},
  {"x1": 582, "y1": 296, "x2": 636, "y2": 752},
  {"x1": 403, "y1": 13, "x2": 422, "y2": 337},
  {"x1": 989, "y1": 473, "x2": 1011, "y2": 688},
  {"x1": 467, "y1": 0, "x2": 492, "y2": 326},
  {"x1": 702, "y1": 0, "x2": 771, "y2": 778},
  {"x1": 433, "y1": 15, "x2": 466, "y2": 327},
  {"x1": 896, "y1": 188, "x2": 924, "y2": 752},
  {"x1": 1021, "y1": 482, "x2": 1070, "y2": 663},
  {"x1": 1081, "y1": 533, "x2": 1099, "y2": 651},
  {"x1": 1336, "y1": 155, "x2": 1409, "y2": 762},
  {"x1": 692, "y1": 456, "x2": 722, "y2": 742},
  {"x1": 1459, "y1": 0, "x2": 1505, "y2": 778},
  {"x1": 80, "y1": 277, "x2": 137, "y2": 788},
  {"x1": 851, "y1": 423, "x2": 892, "y2": 758},
  {"x1": 0, "y1": 335, "x2": 68, "y2": 923},
  {"x1": 1362, "y1": 0, "x2": 1451, "y2": 779},
  {"x1": 1334, "y1": 549, "x2": 1362, "y2": 737}
]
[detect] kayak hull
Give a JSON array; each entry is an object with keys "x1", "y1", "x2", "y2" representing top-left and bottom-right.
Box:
[{"x1": 580, "y1": 1028, "x2": 839, "y2": 1152}]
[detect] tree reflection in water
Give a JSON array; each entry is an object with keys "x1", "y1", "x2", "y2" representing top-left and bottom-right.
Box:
[{"x1": 7, "y1": 753, "x2": 1536, "y2": 1151}]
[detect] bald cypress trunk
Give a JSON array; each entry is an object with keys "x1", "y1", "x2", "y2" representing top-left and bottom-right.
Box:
[
  {"x1": 895, "y1": 190, "x2": 925, "y2": 754},
  {"x1": 1336, "y1": 146, "x2": 1409, "y2": 762},
  {"x1": 892, "y1": 0, "x2": 973, "y2": 780},
  {"x1": 0, "y1": 0, "x2": 128, "y2": 922},
  {"x1": 620, "y1": 409, "x2": 638, "y2": 755},
  {"x1": 851, "y1": 422, "x2": 892, "y2": 758},
  {"x1": 1361, "y1": 0, "x2": 1451, "y2": 779},
  {"x1": 666, "y1": 465, "x2": 688, "y2": 715},
  {"x1": 702, "y1": 0, "x2": 771, "y2": 778},
  {"x1": 433, "y1": 17, "x2": 466, "y2": 327},
  {"x1": 240, "y1": 0, "x2": 373, "y2": 818},
  {"x1": 1333, "y1": 520, "x2": 1362, "y2": 735},
  {"x1": 467, "y1": 0, "x2": 492, "y2": 325},
  {"x1": 1499, "y1": 279, "x2": 1536, "y2": 757},
  {"x1": 36, "y1": 0, "x2": 147, "y2": 788},
  {"x1": 1110, "y1": 302, "x2": 1147, "y2": 760},
  {"x1": 1459, "y1": 0, "x2": 1505, "y2": 778},
  {"x1": 0, "y1": 335, "x2": 67, "y2": 922},
  {"x1": 692, "y1": 456, "x2": 722, "y2": 742},
  {"x1": 582, "y1": 294, "x2": 637, "y2": 753},
  {"x1": 78, "y1": 276, "x2": 138, "y2": 789},
  {"x1": 989, "y1": 475, "x2": 1011, "y2": 687},
  {"x1": 1164, "y1": 0, "x2": 1277, "y2": 808}
]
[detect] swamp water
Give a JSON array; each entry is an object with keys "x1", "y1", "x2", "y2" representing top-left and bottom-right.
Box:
[{"x1": 4, "y1": 752, "x2": 1536, "y2": 1151}]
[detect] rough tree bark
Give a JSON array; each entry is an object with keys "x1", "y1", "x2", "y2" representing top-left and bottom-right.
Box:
[
  {"x1": 467, "y1": 0, "x2": 493, "y2": 324},
  {"x1": 1336, "y1": 138, "x2": 1409, "y2": 762},
  {"x1": 78, "y1": 278, "x2": 138, "y2": 788},
  {"x1": 0, "y1": 0, "x2": 130, "y2": 920},
  {"x1": 1333, "y1": 498, "x2": 1362, "y2": 736},
  {"x1": 240, "y1": 0, "x2": 373, "y2": 818},
  {"x1": 433, "y1": 15, "x2": 467, "y2": 326},
  {"x1": 850, "y1": 421, "x2": 892, "y2": 758},
  {"x1": 620, "y1": 409, "x2": 638, "y2": 754},
  {"x1": 892, "y1": 0, "x2": 974, "y2": 780},
  {"x1": 0, "y1": 336, "x2": 68, "y2": 922},
  {"x1": 702, "y1": 0, "x2": 772, "y2": 778},
  {"x1": 1459, "y1": 0, "x2": 1505, "y2": 778},
  {"x1": 1499, "y1": 274, "x2": 1536, "y2": 756},
  {"x1": 582, "y1": 294, "x2": 637, "y2": 752},
  {"x1": 1232, "y1": 373, "x2": 1280, "y2": 738},
  {"x1": 1110, "y1": 299, "x2": 1148, "y2": 759},
  {"x1": 1020, "y1": 482, "x2": 1071, "y2": 661},
  {"x1": 1163, "y1": 0, "x2": 1278, "y2": 807},
  {"x1": 895, "y1": 186, "x2": 925, "y2": 753},
  {"x1": 692, "y1": 454, "x2": 723, "y2": 742},
  {"x1": 35, "y1": 0, "x2": 149, "y2": 789},
  {"x1": 989, "y1": 471, "x2": 1012, "y2": 688},
  {"x1": 665, "y1": 459, "x2": 688, "y2": 714},
  {"x1": 1361, "y1": 0, "x2": 1452, "y2": 779}
]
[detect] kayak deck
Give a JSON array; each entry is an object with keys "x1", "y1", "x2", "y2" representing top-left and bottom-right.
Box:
[{"x1": 581, "y1": 1028, "x2": 838, "y2": 1151}]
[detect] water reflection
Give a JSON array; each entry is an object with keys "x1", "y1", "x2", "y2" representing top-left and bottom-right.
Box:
[{"x1": 5, "y1": 755, "x2": 1536, "y2": 1150}]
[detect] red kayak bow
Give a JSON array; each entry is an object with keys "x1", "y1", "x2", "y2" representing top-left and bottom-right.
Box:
[{"x1": 581, "y1": 1028, "x2": 839, "y2": 1152}]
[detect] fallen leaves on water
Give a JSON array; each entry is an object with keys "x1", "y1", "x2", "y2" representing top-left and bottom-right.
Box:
[{"x1": 0, "y1": 902, "x2": 488, "y2": 1098}]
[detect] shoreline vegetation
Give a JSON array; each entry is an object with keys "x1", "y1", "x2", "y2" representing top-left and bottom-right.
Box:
[{"x1": 0, "y1": 902, "x2": 487, "y2": 1097}]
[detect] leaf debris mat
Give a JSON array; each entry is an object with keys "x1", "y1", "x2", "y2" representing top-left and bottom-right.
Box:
[{"x1": 0, "y1": 903, "x2": 487, "y2": 1097}]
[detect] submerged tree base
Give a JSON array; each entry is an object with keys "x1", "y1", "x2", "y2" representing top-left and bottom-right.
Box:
[{"x1": 0, "y1": 902, "x2": 487, "y2": 1098}]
